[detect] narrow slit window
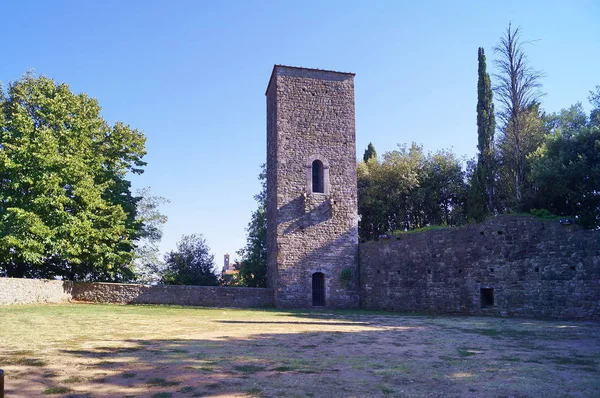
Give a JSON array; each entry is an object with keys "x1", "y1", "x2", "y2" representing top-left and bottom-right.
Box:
[{"x1": 312, "y1": 160, "x2": 324, "y2": 193}]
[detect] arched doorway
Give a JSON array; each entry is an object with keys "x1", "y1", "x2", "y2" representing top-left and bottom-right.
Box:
[{"x1": 312, "y1": 272, "x2": 325, "y2": 306}]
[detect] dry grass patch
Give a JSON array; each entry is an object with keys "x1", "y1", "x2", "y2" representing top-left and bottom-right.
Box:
[{"x1": 0, "y1": 303, "x2": 599, "y2": 397}]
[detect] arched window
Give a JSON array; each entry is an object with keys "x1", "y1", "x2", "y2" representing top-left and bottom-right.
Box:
[
  {"x1": 312, "y1": 272, "x2": 325, "y2": 306},
  {"x1": 305, "y1": 155, "x2": 329, "y2": 195},
  {"x1": 312, "y1": 160, "x2": 324, "y2": 193}
]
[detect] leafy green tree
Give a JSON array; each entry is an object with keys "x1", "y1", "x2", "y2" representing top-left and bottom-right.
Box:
[
  {"x1": 357, "y1": 143, "x2": 467, "y2": 239},
  {"x1": 133, "y1": 187, "x2": 169, "y2": 284},
  {"x1": 0, "y1": 73, "x2": 146, "y2": 280},
  {"x1": 468, "y1": 47, "x2": 496, "y2": 221},
  {"x1": 377, "y1": 143, "x2": 423, "y2": 232},
  {"x1": 363, "y1": 142, "x2": 377, "y2": 163},
  {"x1": 544, "y1": 103, "x2": 588, "y2": 133},
  {"x1": 418, "y1": 150, "x2": 468, "y2": 227},
  {"x1": 493, "y1": 23, "x2": 544, "y2": 208},
  {"x1": 236, "y1": 165, "x2": 267, "y2": 287},
  {"x1": 530, "y1": 102, "x2": 600, "y2": 228},
  {"x1": 496, "y1": 102, "x2": 545, "y2": 211},
  {"x1": 162, "y1": 234, "x2": 218, "y2": 286},
  {"x1": 357, "y1": 154, "x2": 388, "y2": 240}
]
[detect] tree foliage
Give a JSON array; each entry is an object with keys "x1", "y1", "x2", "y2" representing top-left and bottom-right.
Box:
[
  {"x1": 468, "y1": 47, "x2": 496, "y2": 221},
  {"x1": 493, "y1": 23, "x2": 544, "y2": 208},
  {"x1": 359, "y1": 26, "x2": 598, "y2": 233},
  {"x1": 0, "y1": 73, "x2": 146, "y2": 280},
  {"x1": 133, "y1": 187, "x2": 169, "y2": 284},
  {"x1": 162, "y1": 234, "x2": 218, "y2": 286},
  {"x1": 496, "y1": 102, "x2": 545, "y2": 210},
  {"x1": 363, "y1": 142, "x2": 377, "y2": 163},
  {"x1": 358, "y1": 144, "x2": 467, "y2": 240},
  {"x1": 236, "y1": 165, "x2": 267, "y2": 287},
  {"x1": 530, "y1": 102, "x2": 600, "y2": 228}
]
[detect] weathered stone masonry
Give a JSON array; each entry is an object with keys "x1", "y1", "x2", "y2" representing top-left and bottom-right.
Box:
[
  {"x1": 71, "y1": 283, "x2": 274, "y2": 307},
  {"x1": 266, "y1": 65, "x2": 360, "y2": 308},
  {"x1": 0, "y1": 279, "x2": 274, "y2": 308},
  {"x1": 0, "y1": 278, "x2": 72, "y2": 305},
  {"x1": 263, "y1": 65, "x2": 600, "y2": 318},
  {"x1": 3, "y1": 66, "x2": 599, "y2": 321},
  {"x1": 360, "y1": 216, "x2": 600, "y2": 319}
]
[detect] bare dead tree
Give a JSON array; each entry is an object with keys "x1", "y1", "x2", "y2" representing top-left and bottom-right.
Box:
[{"x1": 493, "y1": 23, "x2": 544, "y2": 205}]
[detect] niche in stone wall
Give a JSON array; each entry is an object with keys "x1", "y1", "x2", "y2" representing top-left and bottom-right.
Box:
[{"x1": 480, "y1": 288, "x2": 494, "y2": 308}]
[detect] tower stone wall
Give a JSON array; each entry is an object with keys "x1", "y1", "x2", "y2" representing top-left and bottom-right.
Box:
[{"x1": 266, "y1": 65, "x2": 359, "y2": 308}]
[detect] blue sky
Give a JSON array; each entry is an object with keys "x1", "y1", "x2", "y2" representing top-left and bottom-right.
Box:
[{"x1": 3, "y1": 0, "x2": 599, "y2": 269}]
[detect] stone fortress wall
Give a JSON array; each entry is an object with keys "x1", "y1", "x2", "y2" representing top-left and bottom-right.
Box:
[
  {"x1": 2, "y1": 66, "x2": 599, "y2": 320},
  {"x1": 266, "y1": 65, "x2": 360, "y2": 308},
  {"x1": 0, "y1": 278, "x2": 73, "y2": 305},
  {"x1": 360, "y1": 215, "x2": 600, "y2": 319},
  {"x1": 2, "y1": 217, "x2": 598, "y2": 319},
  {"x1": 0, "y1": 279, "x2": 273, "y2": 308},
  {"x1": 71, "y1": 283, "x2": 274, "y2": 307}
]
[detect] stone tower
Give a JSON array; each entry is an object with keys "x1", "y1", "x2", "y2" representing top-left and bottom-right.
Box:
[
  {"x1": 224, "y1": 254, "x2": 230, "y2": 270},
  {"x1": 265, "y1": 65, "x2": 359, "y2": 308}
]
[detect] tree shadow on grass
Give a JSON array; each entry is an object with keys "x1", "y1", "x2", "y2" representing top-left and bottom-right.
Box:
[
  {"x1": 7, "y1": 318, "x2": 600, "y2": 398},
  {"x1": 4, "y1": 311, "x2": 600, "y2": 397},
  {"x1": 216, "y1": 320, "x2": 371, "y2": 326}
]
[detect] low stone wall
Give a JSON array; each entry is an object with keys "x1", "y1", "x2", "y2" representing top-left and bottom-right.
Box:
[
  {"x1": 0, "y1": 278, "x2": 274, "y2": 308},
  {"x1": 360, "y1": 216, "x2": 600, "y2": 319},
  {"x1": 0, "y1": 278, "x2": 73, "y2": 305},
  {"x1": 72, "y1": 283, "x2": 275, "y2": 308}
]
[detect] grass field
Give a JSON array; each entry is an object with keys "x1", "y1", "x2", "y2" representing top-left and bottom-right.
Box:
[{"x1": 0, "y1": 304, "x2": 599, "y2": 397}]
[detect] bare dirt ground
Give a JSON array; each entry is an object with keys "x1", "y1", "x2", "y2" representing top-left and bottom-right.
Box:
[{"x1": 0, "y1": 304, "x2": 598, "y2": 397}]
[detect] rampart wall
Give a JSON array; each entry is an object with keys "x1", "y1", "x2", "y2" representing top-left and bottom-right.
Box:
[
  {"x1": 71, "y1": 283, "x2": 274, "y2": 307},
  {"x1": 2, "y1": 216, "x2": 598, "y2": 319},
  {"x1": 0, "y1": 279, "x2": 274, "y2": 308},
  {"x1": 0, "y1": 278, "x2": 72, "y2": 305},
  {"x1": 360, "y1": 216, "x2": 600, "y2": 319}
]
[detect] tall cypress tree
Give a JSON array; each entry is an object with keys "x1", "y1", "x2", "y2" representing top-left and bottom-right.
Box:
[
  {"x1": 363, "y1": 142, "x2": 377, "y2": 163},
  {"x1": 468, "y1": 48, "x2": 496, "y2": 220},
  {"x1": 477, "y1": 47, "x2": 496, "y2": 214}
]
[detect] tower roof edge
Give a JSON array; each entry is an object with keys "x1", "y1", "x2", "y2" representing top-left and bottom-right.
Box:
[{"x1": 265, "y1": 65, "x2": 355, "y2": 95}]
